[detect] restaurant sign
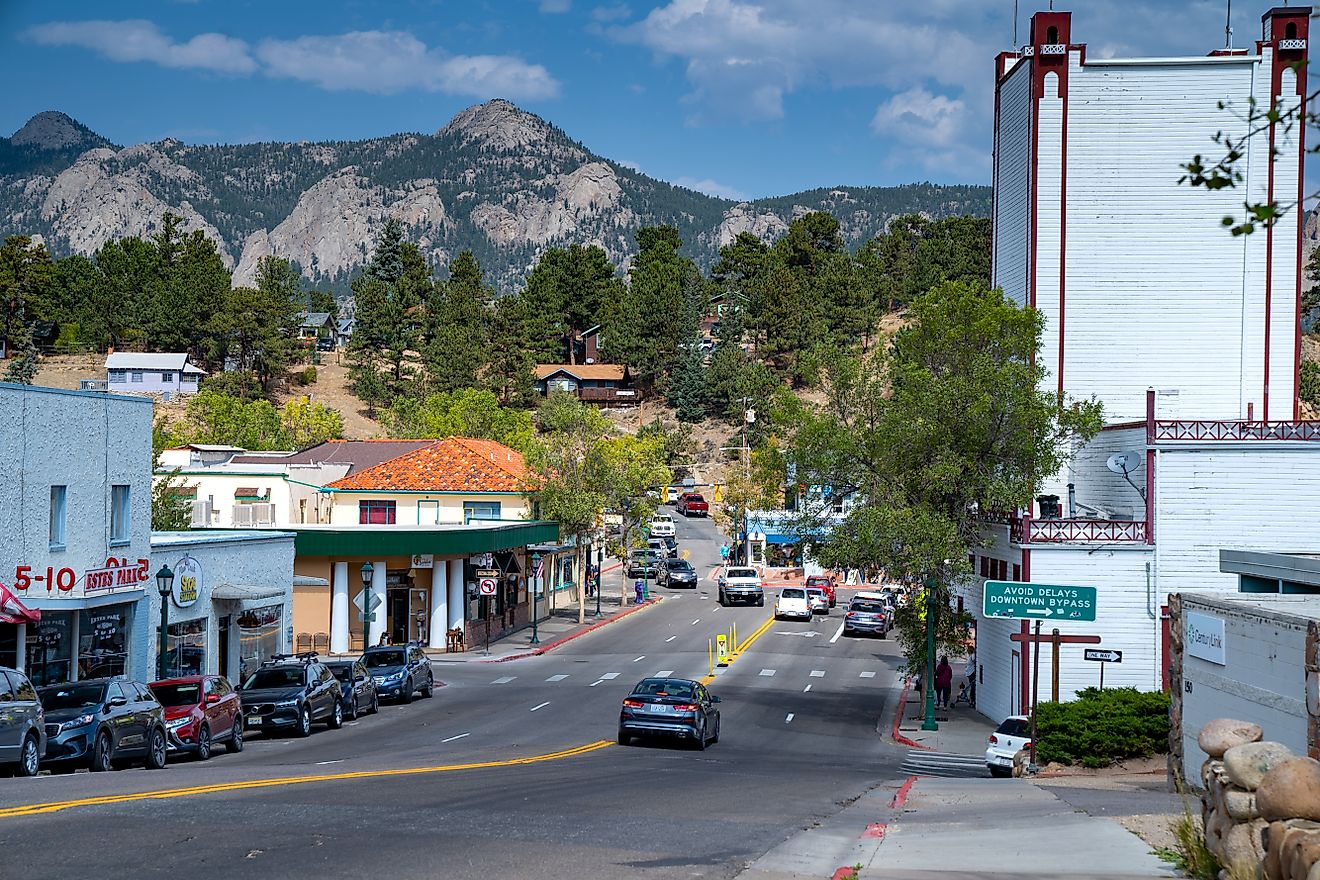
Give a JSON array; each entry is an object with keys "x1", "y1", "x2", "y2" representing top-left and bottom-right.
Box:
[{"x1": 15, "y1": 556, "x2": 150, "y2": 597}]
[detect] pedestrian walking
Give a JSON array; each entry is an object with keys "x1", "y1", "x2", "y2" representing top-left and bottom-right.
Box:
[
  {"x1": 934, "y1": 655, "x2": 953, "y2": 709},
  {"x1": 964, "y1": 651, "x2": 976, "y2": 707}
]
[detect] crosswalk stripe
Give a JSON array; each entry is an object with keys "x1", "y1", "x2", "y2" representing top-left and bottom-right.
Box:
[
  {"x1": 900, "y1": 749, "x2": 989, "y2": 779},
  {"x1": 859, "y1": 671, "x2": 876, "y2": 678},
  {"x1": 492, "y1": 676, "x2": 516, "y2": 684},
  {"x1": 656, "y1": 670, "x2": 674, "y2": 677},
  {"x1": 601, "y1": 672, "x2": 620, "y2": 680},
  {"x1": 759, "y1": 669, "x2": 776, "y2": 677},
  {"x1": 809, "y1": 670, "x2": 825, "y2": 678},
  {"x1": 545, "y1": 674, "x2": 568, "y2": 682}
]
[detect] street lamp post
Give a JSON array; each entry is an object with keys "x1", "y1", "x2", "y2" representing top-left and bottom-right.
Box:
[
  {"x1": 155, "y1": 564, "x2": 174, "y2": 680},
  {"x1": 594, "y1": 543, "x2": 603, "y2": 618},
  {"x1": 530, "y1": 552, "x2": 541, "y2": 645},
  {"x1": 359, "y1": 562, "x2": 374, "y2": 651},
  {"x1": 921, "y1": 573, "x2": 939, "y2": 731}
]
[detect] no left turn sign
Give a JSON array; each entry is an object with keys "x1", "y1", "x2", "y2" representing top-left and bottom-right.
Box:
[{"x1": 478, "y1": 577, "x2": 498, "y2": 596}]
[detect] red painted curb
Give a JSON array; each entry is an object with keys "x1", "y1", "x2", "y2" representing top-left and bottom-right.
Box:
[
  {"x1": 483, "y1": 596, "x2": 662, "y2": 663},
  {"x1": 862, "y1": 823, "x2": 887, "y2": 840},
  {"x1": 890, "y1": 677, "x2": 932, "y2": 750},
  {"x1": 890, "y1": 775, "x2": 918, "y2": 809},
  {"x1": 830, "y1": 868, "x2": 858, "y2": 880}
]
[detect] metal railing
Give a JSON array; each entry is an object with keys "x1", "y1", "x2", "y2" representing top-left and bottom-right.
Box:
[
  {"x1": 232, "y1": 503, "x2": 277, "y2": 527},
  {"x1": 1011, "y1": 516, "x2": 1148, "y2": 544},
  {"x1": 1151, "y1": 419, "x2": 1320, "y2": 442}
]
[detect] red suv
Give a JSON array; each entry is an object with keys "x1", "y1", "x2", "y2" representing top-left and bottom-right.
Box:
[
  {"x1": 677, "y1": 493, "x2": 709, "y2": 517},
  {"x1": 804, "y1": 575, "x2": 837, "y2": 608},
  {"x1": 149, "y1": 674, "x2": 244, "y2": 760}
]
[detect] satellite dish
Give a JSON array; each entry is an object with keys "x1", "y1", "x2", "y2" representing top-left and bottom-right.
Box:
[{"x1": 1106, "y1": 452, "x2": 1142, "y2": 475}]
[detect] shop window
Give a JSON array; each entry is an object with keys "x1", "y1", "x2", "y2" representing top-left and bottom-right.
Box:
[
  {"x1": 79, "y1": 607, "x2": 129, "y2": 679},
  {"x1": 160, "y1": 372, "x2": 174, "y2": 383},
  {"x1": 131, "y1": 371, "x2": 144, "y2": 383},
  {"x1": 26, "y1": 613, "x2": 72, "y2": 686},
  {"x1": 110, "y1": 484, "x2": 131, "y2": 545},
  {"x1": 49, "y1": 485, "x2": 67, "y2": 549},
  {"x1": 463, "y1": 501, "x2": 502, "y2": 521},
  {"x1": 166, "y1": 618, "x2": 207, "y2": 677},
  {"x1": 359, "y1": 499, "x2": 396, "y2": 524},
  {"x1": 1012, "y1": 563, "x2": 1022, "y2": 582},
  {"x1": 236, "y1": 605, "x2": 283, "y2": 681}
]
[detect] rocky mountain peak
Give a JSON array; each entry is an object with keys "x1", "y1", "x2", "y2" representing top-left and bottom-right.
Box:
[
  {"x1": 437, "y1": 99, "x2": 557, "y2": 152},
  {"x1": 10, "y1": 111, "x2": 104, "y2": 150}
]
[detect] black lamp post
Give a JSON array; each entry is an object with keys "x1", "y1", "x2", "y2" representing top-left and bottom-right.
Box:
[
  {"x1": 155, "y1": 564, "x2": 174, "y2": 680},
  {"x1": 359, "y1": 562, "x2": 374, "y2": 652},
  {"x1": 921, "y1": 573, "x2": 940, "y2": 731},
  {"x1": 594, "y1": 542, "x2": 603, "y2": 618},
  {"x1": 529, "y1": 553, "x2": 541, "y2": 645}
]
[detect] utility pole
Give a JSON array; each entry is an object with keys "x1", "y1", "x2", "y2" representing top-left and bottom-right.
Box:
[{"x1": 921, "y1": 573, "x2": 939, "y2": 731}]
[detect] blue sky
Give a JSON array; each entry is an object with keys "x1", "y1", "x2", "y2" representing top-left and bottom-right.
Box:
[{"x1": 0, "y1": 1, "x2": 1283, "y2": 200}]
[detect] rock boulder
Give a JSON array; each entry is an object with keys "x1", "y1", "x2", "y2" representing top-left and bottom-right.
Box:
[{"x1": 1199, "y1": 718, "x2": 1265, "y2": 758}]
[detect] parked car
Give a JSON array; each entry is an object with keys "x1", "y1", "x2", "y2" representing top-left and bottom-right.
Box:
[
  {"x1": 626, "y1": 548, "x2": 666, "y2": 579},
  {"x1": 315, "y1": 337, "x2": 334, "y2": 352},
  {"x1": 149, "y1": 674, "x2": 243, "y2": 760},
  {"x1": 326, "y1": 659, "x2": 380, "y2": 718},
  {"x1": 240, "y1": 652, "x2": 343, "y2": 737},
  {"x1": 617, "y1": 677, "x2": 721, "y2": 749},
  {"x1": 717, "y1": 566, "x2": 765, "y2": 606},
  {"x1": 804, "y1": 586, "x2": 830, "y2": 615},
  {"x1": 647, "y1": 513, "x2": 676, "y2": 537},
  {"x1": 774, "y1": 587, "x2": 812, "y2": 621},
  {"x1": 804, "y1": 575, "x2": 837, "y2": 607},
  {"x1": 657, "y1": 557, "x2": 698, "y2": 589},
  {"x1": 0, "y1": 666, "x2": 45, "y2": 777},
  {"x1": 38, "y1": 677, "x2": 168, "y2": 772},
  {"x1": 647, "y1": 536, "x2": 679, "y2": 559},
  {"x1": 676, "y1": 493, "x2": 709, "y2": 517},
  {"x1": 361, "y1": 643, "x2": 433, "y2": 704},
  {"x1": 985, "y1": 715, "x2": 1032, "y2": 777},
  {"x1": 843, "y1": 596, "x2": 890, "y2": 637}
]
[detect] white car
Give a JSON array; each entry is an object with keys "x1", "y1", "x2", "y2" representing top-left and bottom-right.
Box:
[
  {"x1": 985, "y1": 715, "x2": 1031, "y2": 777},
  {"x1": 804, "y1": 586, "x2": 829, "y2": 615},
  {"x1": 648, "y1": 514, "x2": 676, "y2": 538},
  {"x1": 718, "y1": 566, "x2": 765, "y2": 606},
  {"x1": 775, "y1": 587, "x2": 812, "y2": 621}
]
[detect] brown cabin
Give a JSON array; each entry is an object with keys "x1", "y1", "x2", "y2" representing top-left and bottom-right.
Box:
[{"x1": 534, "y1": 364, "x2": 636, "y2": 404}]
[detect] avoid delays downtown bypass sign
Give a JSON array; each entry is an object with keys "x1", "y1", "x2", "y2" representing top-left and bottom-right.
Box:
[{"x1": 983, "y1": 580, "x2": 1098, "y2": 622}]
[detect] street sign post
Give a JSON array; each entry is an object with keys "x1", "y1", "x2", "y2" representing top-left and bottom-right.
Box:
[
  {"x1": 1084, "y1": 648, "x2": 1121, "y2": 688},
  {"x1": 983, "y1": 581, "x2": 1097, "y2": 622}
]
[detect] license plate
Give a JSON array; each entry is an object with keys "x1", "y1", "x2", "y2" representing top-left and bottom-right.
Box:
[
  {"x1": 648, "y1": 704, "x2": 671, "y2": 714},
  {"x1": 247, "y1": 715, "x2": 262, "y2": 725}
]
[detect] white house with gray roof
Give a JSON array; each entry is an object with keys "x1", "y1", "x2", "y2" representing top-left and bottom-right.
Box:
[{"x1": 105, "y1": 352, "x2": 206, "y2": 395}]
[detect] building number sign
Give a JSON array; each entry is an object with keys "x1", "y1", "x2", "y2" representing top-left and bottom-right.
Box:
[{"x1": 14, "y1": 556, "x2": 150, "y2": 595}]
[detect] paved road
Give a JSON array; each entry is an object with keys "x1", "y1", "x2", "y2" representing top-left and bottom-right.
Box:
[{"x1": 0, "y1": 514, "x2": 910, "y2": 880}]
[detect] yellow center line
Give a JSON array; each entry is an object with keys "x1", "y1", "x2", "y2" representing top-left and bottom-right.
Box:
[
  {"x1": 701, "y1": 613, "x2": 774, "y2": 684},
  {"x1": 0, "y1": 740, "x2": 614, "y2": 820}
]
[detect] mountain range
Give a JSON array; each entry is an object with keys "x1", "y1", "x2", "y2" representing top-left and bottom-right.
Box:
[{"x1": 0, "y1": 100, "x2": 992, "y2": 292}]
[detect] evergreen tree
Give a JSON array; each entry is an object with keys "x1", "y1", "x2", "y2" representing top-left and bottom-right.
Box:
[
  {"x1": 666, "y1": 344, "x2": 707, "y2": 422},
  {"x1": 365, "y1": 217, "x2": 406, "y2": 284},
  {"x1": 486, "y1": 293, "x2": 537, "y2": 406},
  {"x1": 0, "y1": 235, "x2": 55, "y2": 355},
  {"x1": 3, "y1": 321, "x2": 38, "y2": 384},
  {"x1": 606, "y1": 225, "x2": 695, "y2": 387},
  {"x1": 426, "y1": 251, "x2": 491, "y2": 393}
]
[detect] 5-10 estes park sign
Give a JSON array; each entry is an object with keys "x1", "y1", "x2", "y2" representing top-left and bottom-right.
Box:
[{"x1": 983, "y1": 580, "x2": 1097, "y2": 622}]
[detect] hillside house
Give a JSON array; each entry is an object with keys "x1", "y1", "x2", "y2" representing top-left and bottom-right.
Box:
[
  {"x1": 297, "y1": 312, "x2": 333, "y2": 341},
  {"x1": 106, "y1": 352, "x2": 205, "y2": 395},
  {"x1": 534, "y1": 364, "x2": 635, "y2": 404}
]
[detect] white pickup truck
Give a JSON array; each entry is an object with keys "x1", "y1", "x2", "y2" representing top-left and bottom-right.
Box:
[{"x1": 717, "y1": 566, "x2": 764, "y2": 606}]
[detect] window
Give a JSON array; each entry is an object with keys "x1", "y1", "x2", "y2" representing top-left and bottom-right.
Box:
[
  {"x1": 49, "y1": 485, "x2": 67, "y2": 549},
  {"x1": 130, "y1": 371, "x2": 144, "y2": 383},
  {"x1": 79, "y1": 608, "x2": 128, "y2": 679},
  {"x1": 0, "y1": 674, "x2": 13, "y2": 702},
  {"x1": 160, "y1": 371, "x2": 174, "y2": 383},
  {"x1": 110, "y1": 484, "x2": 131, "y2": 544},
  {"x1": 108, "y1": 369, "x2": 127, "y2": 383},
  {"x1": 359, "y1": 499, "x2": 397, "y2": 524},
  {"x1": 166, "y1": 617, "x2": 207, "y2": 677},
  {"x1": 463, "y1": 501, "x2": 502, "y2": 521}
]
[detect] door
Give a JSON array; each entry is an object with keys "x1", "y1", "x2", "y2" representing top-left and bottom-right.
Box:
[
  {"x1": 389, "y1": 590, "x2": 409, "y2": 645},
  {"x1": 106, "y1": 682, "x2": 139, "y2": 750},
  {"x1": 1011, "y1": 650, "x2": 1021, "y2": 715},
  {"x1": 202, "y1": 677, "x2": 226, "y2": 738},
  {"x1": 218, "y1": 616, "x2": 231, "y2": 680},
  {"x1": 0, "y1": 671, "x2": 17, "y2": 760},
  {"x1": 417, "y1": 500, "x2": 440, "y2": 525}
]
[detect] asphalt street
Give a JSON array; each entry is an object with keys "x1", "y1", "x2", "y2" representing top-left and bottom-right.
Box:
[{"x1": 0, "y1": 513, "x2": 911, "y2": 880}]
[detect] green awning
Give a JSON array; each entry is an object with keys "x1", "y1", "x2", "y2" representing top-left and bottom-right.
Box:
[{"x1": 293, "y1": 520, "x2": 560, "y2": 558}]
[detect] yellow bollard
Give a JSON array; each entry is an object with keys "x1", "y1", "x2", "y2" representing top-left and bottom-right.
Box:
[
  {"x1": 709, "y1": 639, "x2": 713, "y2": 675},
  {"x1": 733, "y1": 622, "x2": 738, "y2": 655}
]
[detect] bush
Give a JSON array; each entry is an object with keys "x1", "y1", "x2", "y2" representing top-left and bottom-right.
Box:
[
  {"x1": 1034, "y1": 687, "x2": 1170, "y2": 767},
  {"x1": 1301, "y1": 360, "x2": 1320, "y2": 407},
  {"x1": 298, "y1": 366, "x2": 317, "y2": 386},
  {"x1": 54, "y1": 323, "x2": 82, "y2": 353},
  {"x1": 201, "y1": 370, "x2": 263, "y2": 399}
]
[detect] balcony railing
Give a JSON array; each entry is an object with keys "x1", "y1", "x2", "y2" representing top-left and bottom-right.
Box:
[
  {"x1": 1011, "y1": 516, "x2": 1149, "y2": 544},
  {"x1": 1151, "y1": 419, "x2": 1320, "y2": 443},
  {"x1": 577, "y1": 387, "x2": 638, "y2": 403},
  {"x1": 232, "y1": 503, "x2": 277, "y2": 527}
]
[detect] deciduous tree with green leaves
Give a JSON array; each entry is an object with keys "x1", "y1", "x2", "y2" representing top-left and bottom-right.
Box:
[{"x1": 596, "y1": 433, "x2": 671, "y2": 606}]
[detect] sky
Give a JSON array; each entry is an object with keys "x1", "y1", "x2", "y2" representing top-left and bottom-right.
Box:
[{"x1": 0, "y1": 1, "x2": 1284, "y2": 200}]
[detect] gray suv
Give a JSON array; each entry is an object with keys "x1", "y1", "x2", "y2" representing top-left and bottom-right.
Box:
[{"x1": 0, "y1": 666, "x2": 46, "y2": 777}]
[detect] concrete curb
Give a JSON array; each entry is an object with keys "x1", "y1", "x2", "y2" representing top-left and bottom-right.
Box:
[
  {"x1": 482, "y1": 595, "x2": 663, "y2": 663},
  {"x1": 890, "y1": 677, "x2": 932, "y2": 750}
]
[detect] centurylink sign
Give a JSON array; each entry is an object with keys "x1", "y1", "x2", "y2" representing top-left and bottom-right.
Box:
[{"x1": 983, "y1": 580, "x2": 1098, "y2": 622}]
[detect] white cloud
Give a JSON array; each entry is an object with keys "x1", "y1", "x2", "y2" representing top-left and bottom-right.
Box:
[
  {"x1": 592, "y1": 4, "x2": 632, "y2": 22},
  {"x1": 539, "y1": 0, "x2": 571, "y2": 12},
  {"x1": 674, "y1": 175, "x2": 747, "y2": 200},
  {"x1": 871, "y1": 86, "x2": 980, "y2": 173},
  {"x1": 25, "y1": 19, "x2": 256, "y2": 74}
]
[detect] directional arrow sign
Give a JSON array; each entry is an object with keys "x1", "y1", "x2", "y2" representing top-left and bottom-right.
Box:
[
  {"x1": 983, "y1": 580, "x2": 1097, "y2": 622},
  {"x1": 1084, "y1": 649, "x2": 1122, "y2": 663}
]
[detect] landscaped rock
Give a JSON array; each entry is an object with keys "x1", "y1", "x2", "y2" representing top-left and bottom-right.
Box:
[
  {"x1": 1226, "y1": 742, "x2": 1297, "y2": 791},
  {"x1": 1223, "y1": 818, "x2": 1268, "y2": 870},
  {"x1": 1264, "y1": 820, "x2": 1289, "y2": 880},
  {"x1": 1258, "y1": 759, "x2": 1320, "y2": 822},
  {"x1": 1200, "y1": 719, "x2": 1265, "y2": 758},
  {"x1": 1227, "y1": 788, "x2": 1261, "y2": 821}
]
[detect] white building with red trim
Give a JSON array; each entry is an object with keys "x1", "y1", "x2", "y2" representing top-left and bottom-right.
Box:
[{"x1": 964, "y1": 6, "x2": 1320, "y2": 723}]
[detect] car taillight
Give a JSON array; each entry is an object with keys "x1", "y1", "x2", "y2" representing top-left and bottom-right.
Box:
[
  {"x1": 672, "y1": 704, "x2": 697, "y2": 712},
  {"x1": 622, "y1": 699, "x2": 645, "y2": 708},
  {"x1": 1023, "y1": 741, "x2": 1032, "y2": 749},
  {"x1": 988, "y1": 734, "x2": 998, "y2": 744},
  {"x1": 847, "y1": 612, "x2": 857, "y2": 618}
]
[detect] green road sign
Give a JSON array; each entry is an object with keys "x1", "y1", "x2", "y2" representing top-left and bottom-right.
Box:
[{"x1": 983, "y1": 580, "x2": 1097, "y2": 622}]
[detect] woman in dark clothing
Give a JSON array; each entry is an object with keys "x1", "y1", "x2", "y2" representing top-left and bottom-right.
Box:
[{"x1": 934, "y1": 655, "x2": 954, "y2": 709}]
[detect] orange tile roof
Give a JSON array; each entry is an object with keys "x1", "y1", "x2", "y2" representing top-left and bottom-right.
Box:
[{"x1": 326, "y1": 437, "x2": 532, "y2": 493}]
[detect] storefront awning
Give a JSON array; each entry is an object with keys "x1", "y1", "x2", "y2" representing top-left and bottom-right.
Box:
[{"x1": 212, "y1": 583, "x2": 286, "y2": 601}]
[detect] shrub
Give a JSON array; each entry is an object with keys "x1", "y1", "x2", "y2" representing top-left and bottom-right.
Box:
[
  {"x1": 54, "y1": 323, "x2": 82, "y2": 353},
  {"x1": 1301, "y1": 360, "x2": 1320, "y2": 407},
  {"x1": 299, "y1": 366, "x2": 317, "y2": 386},
  {"x1": 1034, "y1": 687, "x2": 1170, "y2": 767}
]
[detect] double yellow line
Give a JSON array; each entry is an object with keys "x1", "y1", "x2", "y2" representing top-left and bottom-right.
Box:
[
  {"x1": 701, "y1": 613, "x2": 774, "y2": 685},
  {"x1": 0, "y1": 740, "x2": 613, "y2": 820}
]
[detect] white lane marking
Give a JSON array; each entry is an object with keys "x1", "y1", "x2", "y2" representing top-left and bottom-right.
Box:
[
  {"x1": 656, "y1": 670, "x2": 674, "y2": 677},
  {"x1": 859, "y1": 671, "x2": 876, "y2": 679},
  {"x1": 530, "y1": 701, "x2": 550, "y2": 712},
  {"x1": 785, "y1": 713, "x2": 795, "y2": 723},
  {"x1": 602, "y1": 672, "x2": 620, "y2": 680},
  {"x1": 546, "y1": 674, "x2": 569, "y2": 682},
  {"x1": 492, "y1": 676, "x2": 516, "y2": 684},
  {"x1": 589, "y1": 679, "x2": 605, "y2": 687},
  {"x1": 665, "y1": 636, "x2": 677, "y2": 643},
  {"x1": 315, "y1": 759, "x2": 344, "y2": 765},
  {"x1": 830, "y1": 622, "x2": 845, "y2": 643},
  {"x1": 759, "y1": 669, "x2": 776, "y2": 677},
  {"x1": 691, "y1": 618, "x2": 701, "y2": 625},
  {"x1": 803, "y1": 684, "x2": 812, "y2": 693},
  {"x1": 441, "y1": 732, "x2": 470, "y2": 743},
  {"x1": 632, "y1": 656, "x2": 646, "y2": 662},
  {"x1": 810, "y1": 670, "x2": 826, "y2": 678}
]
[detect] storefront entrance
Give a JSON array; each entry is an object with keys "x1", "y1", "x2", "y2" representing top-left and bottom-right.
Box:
[{"x1": 21, "y1": 603, "x2": 134, "y2": 687}]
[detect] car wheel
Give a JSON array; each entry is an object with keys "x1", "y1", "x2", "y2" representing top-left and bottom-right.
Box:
[
  {"x1": 89, "y1": 731, "x2": 113, "y2": 773},
  {"x1": 369, "y1": 692, "x2": 380, "y2": 714},
  {"x1": 710, "y1": 719, "x2": 720, "y2": 745},
  {"x1": 421, "y1": 674, "x2": 434, "y2": 698},
  {"x1": 400, "y1": 682, "x2": 413, "y2": 704},
  {"x1": 16, "y1": 734, "x2": 40, "y2": 777},
  {"x1": 145, "y1": 727, "x2": 168, "y2": 770},
  {"x1": 226, "y1": 720, "x2": 244, "y2": 753},
  {"x1": 296, "y1": 705, "x2": 312, "y2": 737},
  {"x1": 616, "y1": 730, "x2": 630, "y2": 746},
  {"x1": 989, "y1": 765, "x2": 1011, "y2": 778},
  {"x1": 879, "y1": 629, "x2": 888, "y2": 640},
  {"x1": 756, "y1": 596, "x2": 764, "y2": 607},
  {"x1": 348, "y1": 696, "x2": 359, "y2": 720},
  {"x1": 327, "y1": 700, "x2": 344, "y2": 729},
  {"x1": 195, "y1": 724, "x2": 211, "y2": 761},
  {"x1": 693, "y1": 721, "x2": 707, "y2": 751}
]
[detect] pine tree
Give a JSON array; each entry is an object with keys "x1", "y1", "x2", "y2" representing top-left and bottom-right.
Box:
[
  {"x1": 426, "y1": 251, "x2": 491, "y2": 393},
  {"x1": 3, "y1": 322, "x2": 38, "y2": 385},
  {"x1": 667, "y1": 344, "x2": 707, "y2": 422},
  {"x1": 365, "y1": 218, "x2": 405, "y2": 284}
]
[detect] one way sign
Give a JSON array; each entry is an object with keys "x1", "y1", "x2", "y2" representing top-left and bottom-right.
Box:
[{"x1": 1084, "y1": 649, "x2": 1122, "y2": 663}]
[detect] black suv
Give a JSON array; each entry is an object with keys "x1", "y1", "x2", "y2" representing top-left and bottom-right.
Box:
[
  {"x1": 239, "y1": 652, "x2": 343, "y2": 737},
  {"x1": 361, "y1": 643, "x2": 433, "y2": 704},
  {"x1": 657, "y1": 557, "x2": 698, "y2": 589},
  {"x1": 38, "y1": 677, "x2": 168, "y2": 772}
]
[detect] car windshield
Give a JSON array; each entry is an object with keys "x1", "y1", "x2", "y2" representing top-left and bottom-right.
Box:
[
  {"x1": 242, "y1": 668, "x2": 303, "y2": 690},
  {"x1": 726, "y1": 568, "x2": 757, "y2": 579},
  {"x1": 150, "y1": 682, "x2": 201, "y2": 706},
  {"x1": 806, "y1": 577, "x2": 829, "y2": 586},
  {"x1": 851, "y1": 601, "x2": 885, "y2": 613},
  {"x1": 781, "y1": 588, "x2": 806, "y2": 599},
  {"x1": 364, "y1": 650, "x2": 406, "y2": 668},
  {"x1": 669, "y1": 561, "x2": 693, "y2": 572},
  {"x1": 39, "y1": 682, "x2": 107, "y2": 710},
  {"x1": 633, "y1": 679, "x2": 695, "y2": 698},
  {"x1": 997, "y1": 718, "x2": 1031, "y2": 738}
]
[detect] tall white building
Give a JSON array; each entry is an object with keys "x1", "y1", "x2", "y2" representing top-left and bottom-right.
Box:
[{"x1": 965, "y1": 6, "x2": 1320, "y2": 722}]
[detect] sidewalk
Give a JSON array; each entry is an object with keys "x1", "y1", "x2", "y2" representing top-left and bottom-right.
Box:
[
  {"x1": 429, "y1": 595, "x2": 662, "y2": 663},
  {"x1": 892, "y1": 675, "x2": 998, "y2": 754}
]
